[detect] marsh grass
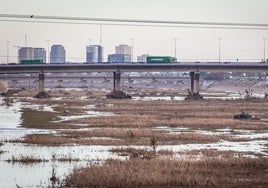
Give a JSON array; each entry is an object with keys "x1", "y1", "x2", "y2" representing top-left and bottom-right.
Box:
[
  {"x1": 51, "y1": 154, "x2": 80, "y2": 162},
  {"x1": 21, "y1": 108, "x2": 83, "y2": 129},
  {"x1": 21, "y1": 108, "x2": 61, "y2": 129},
  {"x1": 65, "y1": 157, "x2": 268, "y2": 188},
  {"x1": 6, "y1": 156, "x2": 48, "y2": 164}
]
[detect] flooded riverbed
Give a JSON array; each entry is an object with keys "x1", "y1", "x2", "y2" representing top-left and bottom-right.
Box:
[{"x1": 0, "y1": 93, "x2": 268, "y2": 187}]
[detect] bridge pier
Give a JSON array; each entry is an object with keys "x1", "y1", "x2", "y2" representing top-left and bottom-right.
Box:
[
  {"x1": 193, "y1": 72, "x2": 200, "y2": 95},
  {"x1": 34, "y1": 71, "x2": 50, "y2": 98},
  {"x1": 39, "y1": 72, "x2": 45, "y2": 93},
  {"x1": 106, "y1": 71, "x2": 131, "y2": 99},
  {"x1": 186, "y1": 71, "x2": 203, "y2": 100},
  {"x1": 190, "y1": 72, "x2": 194, "y2": 94},
  {"x1": 113, "y1": 71, "x2": 121, "y2": 92}
]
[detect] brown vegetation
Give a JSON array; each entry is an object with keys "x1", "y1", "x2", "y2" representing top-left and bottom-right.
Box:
[
  {"x1": 65, "y1": 157, "x2": 268, "y2": 188},
  {"x1": 6, "y1": 90, "x2": 268, "y2": 187},
  {"x1": 21, "y1": 129, "x2": 221, "y2": 146},
  {"x1": 17, "y1": 93, "x2": 268, "y2": 148}
]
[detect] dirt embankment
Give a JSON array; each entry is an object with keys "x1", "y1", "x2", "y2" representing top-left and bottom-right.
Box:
[
  {"x1": 0, "y1": 80, "x2": 7, "y2": 93},
  {"x1": 206, "y1": 79, "x2": 268, "y2": 94}
]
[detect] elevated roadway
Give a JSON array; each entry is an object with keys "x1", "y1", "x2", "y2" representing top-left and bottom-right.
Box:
[
  {"x1": 0, "y1": 62, "x2": 267, "y2": 97},
  {"x1": 0, "y1": 62, "x2": 268, "y2": 74}
]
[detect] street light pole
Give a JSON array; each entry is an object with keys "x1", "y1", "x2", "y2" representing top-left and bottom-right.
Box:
[
  {"x1": 174, "y1": 38, "x2": 177, "y2": 59},
  {"x1": 263, "y1": 38, "x2": 266, "y2": 62},
  {"x1": 131, "y1": 38, "x2": 134, "y2": 62},
  {"x1": 218, "y1": 38, "x2": 222, "y2": 62},
  {"x1": 47, "y1": 40, "x2": 50, "y2": 64},
  {"x1": 6, "y1": 41, "x2": 10, "y2": 64},
  {"x1": 13, "y1": 45, "x2": 20, "y2": 63}
]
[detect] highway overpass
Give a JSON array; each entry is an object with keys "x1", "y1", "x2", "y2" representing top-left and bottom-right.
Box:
[
  {"x1": 0, "y1": 62, "x2": 267, "y2": 98},
  {"x1": 0, "y1": 62, "x2": 268, "y2": 74}
]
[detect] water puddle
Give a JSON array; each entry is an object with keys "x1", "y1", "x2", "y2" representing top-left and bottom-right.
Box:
[
  {"x1": 57, "y1": 110, "x2": 115, "y2": 122},
  {"x1": 153, "y1": 126, "x2": 268, "y2": 156},
  {"x1": 157, "y1": 140, "x2": 268, "y2": 156}
]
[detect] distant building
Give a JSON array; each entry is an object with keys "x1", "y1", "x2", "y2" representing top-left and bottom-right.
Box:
[
  {"x1": 19, "y1": 47, "x2": 34, "y2": 63},
  {"x1": 115, "y1": 44, "x2": 131, "y2": 55},
  {"x1": 108, "y1": 54, "x2": 131, "y2": 63},
  {"x1": 33, "y1": 48, "x2": 46, "y2": 63},
  {"x1": 18, "y1": 47, "x2": 46, "y2": 64},
  {"x1": 86, "y1": 45, "x2": 103, "y2": 63},
  {"x1": 137, "y1": 54, "x2": 149, "y2": 62},
  {"x1": 50, "y1": 45, "x2": 66, "y2": 64}
]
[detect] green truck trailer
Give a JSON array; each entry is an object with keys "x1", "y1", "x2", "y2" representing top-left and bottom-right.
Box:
[
  {"x1": 20, "y1": 59, "x2": 44, "y2": 64},
  {"x1": 146, "y1": 56, "x2": 177, "y2": 63}
]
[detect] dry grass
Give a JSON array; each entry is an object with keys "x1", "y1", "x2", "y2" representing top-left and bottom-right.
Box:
[
  {"x1": 21, "y1": 129, "x2": 220, "y2": 146},
  {"x1": 64, "y1": 99, "x2": 268, "y2": 130},
  {"x1": 65, "y1": 157, "x2": 268, "y2": 188},
  {"x1": 17, "y1": 91, "x2": 268, "y2": 151}
]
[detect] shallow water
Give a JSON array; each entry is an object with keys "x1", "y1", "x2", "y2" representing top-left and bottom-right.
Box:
[
  {"x1": 0, "y1": 98, "x2": 120, "y2": 187},
  {"x1": 0, "y1": 143, "x2": 119, "y2": 188}
]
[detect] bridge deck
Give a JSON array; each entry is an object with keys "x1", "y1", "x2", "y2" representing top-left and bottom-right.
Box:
[{"x1": 0, "y1": 62, "x2": 268, "y2": 74}]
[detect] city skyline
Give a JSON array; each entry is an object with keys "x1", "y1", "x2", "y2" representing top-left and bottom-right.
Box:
[{"x1": 0, "y1": 0, "x2": 268, "y2": 63}]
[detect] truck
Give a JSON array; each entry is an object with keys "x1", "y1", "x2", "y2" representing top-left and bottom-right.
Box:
[
  {"x1": 20, "y1": 59, "x2": 44, "y2": 64},
  {"x1": 146, "y1": 56, "x2": 177, "y2": 63}
]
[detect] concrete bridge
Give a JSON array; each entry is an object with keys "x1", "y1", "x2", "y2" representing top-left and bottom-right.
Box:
[{"x1": 0, "y1": 62, "x2": 267, "y2": 98}]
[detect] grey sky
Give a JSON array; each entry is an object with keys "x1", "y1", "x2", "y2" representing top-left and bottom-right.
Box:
[{"x1": 0, "y1": 0, "x2": 268, "y2": 63}]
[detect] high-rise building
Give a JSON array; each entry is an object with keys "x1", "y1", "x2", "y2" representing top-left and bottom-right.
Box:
[
  {"x1": 86, "y1": 45, "x2": 103, "y2": 63},
  {"x1": 50, "y1": 45, "x2": 66, "y2": 64},
  {"x1": 18, "y1": 47, "x2": 46, "y2": 63},
  {"x1": 115, "y1": 44, "x2": 131, "y2": 55},
  {"x1": 33, "y1": 48, "x2": 46, "y2": 63},
  {"x1": 108, "y1": 54, "x2": 131, "y2": 63},
  {"x1": 18, "y1": 47, "x2": 34, "y2": 63}
]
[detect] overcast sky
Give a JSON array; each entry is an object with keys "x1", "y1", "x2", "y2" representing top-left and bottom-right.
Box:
[{"x1": 0, "y1": 0, "x2": 268, "y2": 63}]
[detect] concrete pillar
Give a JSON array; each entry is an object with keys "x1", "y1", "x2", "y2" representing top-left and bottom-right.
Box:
[
  {"x1": 190, "y1": 72, "x2": 194, "y2": 94},
  {"x1": 193, "y1": 72, "x2": 200, "y2": 94},
  {"x1": 39, "y1": 71, "x2": 45, "y2": 92},
  {"x1": 113, "y1": 71, "x2": 121, "y2": 92}
]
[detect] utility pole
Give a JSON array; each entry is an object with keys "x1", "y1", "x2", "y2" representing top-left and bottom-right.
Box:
[{"x1": 6, "y1": 41, "x2": 10, "y2": 64}]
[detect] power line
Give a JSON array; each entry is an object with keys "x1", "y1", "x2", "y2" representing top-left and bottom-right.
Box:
[
  {"x1": 1, "y1": 19, "x2": 268, "y2": 31},
  {"x1": 0, "y1": 14, "x2": 268, "y2": 30}
]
